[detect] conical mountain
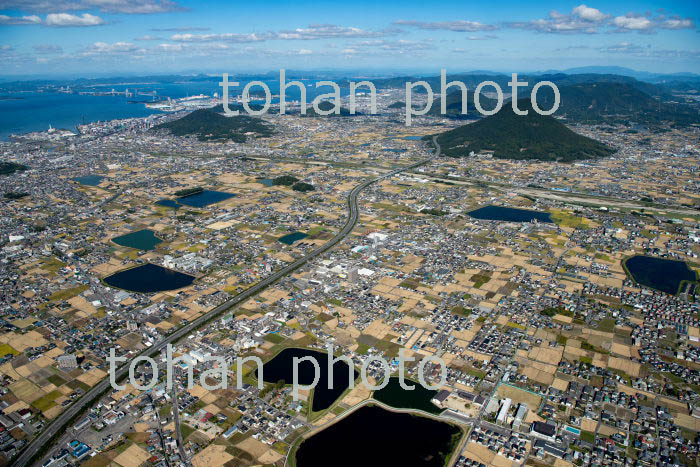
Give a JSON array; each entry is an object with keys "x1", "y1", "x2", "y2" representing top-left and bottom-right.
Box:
[{"x1": 432, "y1": 99, "x2": 615, "y2": 162}]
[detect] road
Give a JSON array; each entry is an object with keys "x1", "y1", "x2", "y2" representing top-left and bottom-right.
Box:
[
  {"x1": 170, "y1": 383, "x2": 188, "y2": 465},
  {"x1": 249, "y1": 153, "x2": 700, "y2": 217},
  {"x1": 13, "y1": 138, "x2": 440, "y2": 467},
  {"x1": 151, "y1": 394, "x2": 172, "y2": 467}
]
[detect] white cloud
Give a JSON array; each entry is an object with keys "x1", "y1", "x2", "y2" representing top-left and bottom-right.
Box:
[
  {"x1": 0, "y1": 14, "x2": 40, "y2": 24},
  {"x1": 0, "y1": 0, "x2": 183, "y2": 14},
  {"x1": 599, "y1": 42, "x2": 699, "y2": 59},
  {"x1": 466, "y1": 34, "x2": 498, "y2": 40},
  {"x1": 508, "y1": 5, "x2": 693, "y2": 34},
  {"x1": 277, "y1": 24, "x2": 387, "y2": 39},
  {"x1": 612, "y1": 15, "x2": 652, "y2": 31},
  {"x1": 151, "y1": 26, "x2": 209, "y2": 32},
  {"x1": 45, "y1": 13, "x2": 104, "y2": 27},
  {"x1": 572, "y1": 4, "x2": 608, "y2": 22},
  {"x1": 171, "y1": 32, "x2": 268, "y2": 43},
  {"x1": 600, "y1": 41, "x2": 645, "y2": 53},
  {"x1": 507, "y1": 4, "x2": 608, "y2": 34},
  {"x1": 156, "y1": 43, "x2": 183, "y2": 51},
  {"x1": 83, "y1": 41, "x2": 139, "y2": 55},
  {"x1": 245, "y1": 47, "x2": 328, "y2": 57},
  {"x1": 344, "y1": 39, "x2": 434, "y2": 56},
  {"x1": 508, "y1": 16, "x2": 598, "y2": 34},
  {"x1": 32, "y1": 44, "x2": 62, "y2": 53},
  {"x1": 169, "y1": 24, "x2": 388, "y2": 43},
  {"x1": 394, "y1": 20, "x2": 497, "y2": 32},
  {"x1": 659, "y1": 17, "x2": 694, "y2": 30},
  {"x1": 134, "y1": 34, "x2": 162, "y2": 41}
]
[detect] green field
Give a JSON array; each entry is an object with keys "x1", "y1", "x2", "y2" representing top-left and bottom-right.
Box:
[
  {"x1": 31, "y1": 390, "x2": 62, "y2": 411},
  {"x1": 48, "y1": 284, "x2": 89, "y2": 302},
  {"x1": 0, "y1": 343, "x2": 20, "y2": 356}
]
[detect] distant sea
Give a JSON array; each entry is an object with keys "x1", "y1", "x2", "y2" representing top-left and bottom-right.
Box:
[
  {"x1": 0, "y1": 93, "x2": 158, "y2": 140},
  {"x1": 0, "y1": 79, "x2": 352, "y2": 140},
  {"x1": 0, "y1": 81, "x2": 218, "y2": 140}
]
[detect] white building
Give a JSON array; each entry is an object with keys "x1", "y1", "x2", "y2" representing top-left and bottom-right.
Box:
[{"x1": 496, "y1": 398, "x2": 512, "y2": 424}]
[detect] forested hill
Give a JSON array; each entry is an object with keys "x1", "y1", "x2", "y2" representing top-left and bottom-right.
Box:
[
  {"x1": 430, "y1": 100, "x2": 615, "y2": 162},
  {"x1": 153, "y1": 106, "x2": 273, "y2": 142}
]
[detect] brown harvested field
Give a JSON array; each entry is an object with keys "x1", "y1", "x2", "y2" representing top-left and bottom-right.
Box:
[
  {"x1": 607, "y1": 356, "x2": 641, "y2": 377},
  {"x1": 80, "y1": 454, "x2": 111, "y2": 467},
  {"x1": 553, "y1": 314, "x2": 573, "y2": 324},
  {"x1": 527, "y1": 346, "x2": 564, "y2": 365},
  {"x1": 491, "y1": 454, "x2": 515, "y2": 467},
  {"x1": 77, "y1": 368, "x2": 107, "y2": 387},
  {"x1": 521, "y1": 365, "x2": 556, "y2": 386},
  {"x1": 610, "y1": 342, "x2": 635, "y2": 358},
  {"x1": 113, "y1": 443, "x2": 150, "y2": 467},
  {"x1": 192, "y1": 444, "x2": 233, "y2": 467},
  {"x1": 495, "y1": 384, "x2": 542, "y2": 408},
  {"x1": 673, "y1": 413, "x2": 700, "y2": 431},
  {"x1": 42, "y1": 404, "x2": 64, "y2": 420},
  {"x1": 581, "y1": 418, "x2": 597, "y2": 432},
  {"x1": 552, "y1": 378, "x2": 570, "y2": 391},
  {"x1": 258, "y1": 448, "x2": 284, "y2": 464},
  {"x1": 464, "y1": 441, "x2": 496, "y2": 464},
  {"x1": 126, "y1": 432, "x2": 150, "y2": 443},
  {"x1": 235, "y1": 436, "x2": 270, "y2": 459},
  {"x1": 598, "y1": 423, "x2": 621, "y2": 437},
  {"x1": 0, "y1": 330, "x2": 48, "y2": 351},
  {"x1": 9, "y1": 379, "x2": 45, "y2": 403},
  {"x1": 342, "y1": 384, "x2": 371, "y2": 406}
]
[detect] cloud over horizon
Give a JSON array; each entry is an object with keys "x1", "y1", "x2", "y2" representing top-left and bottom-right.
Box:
[{"x1": 0, "y1": 0, "x2": 183, "y2": 14}]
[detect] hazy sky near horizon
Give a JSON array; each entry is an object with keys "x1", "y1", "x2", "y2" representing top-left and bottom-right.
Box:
[{"x1": 0, "y1": 0, "x2": 699, "y2": 76}]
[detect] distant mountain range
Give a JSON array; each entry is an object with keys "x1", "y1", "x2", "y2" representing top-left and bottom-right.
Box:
[
  {"x1": 387, "y1": 90, "x2": 496, "y2": 117},
  {"x1": 430, "y1": 90, "x2": 498, "y2": 117},
  {"x1": 383, "y1": 74, "x2": 699, "y2": 127},
  {"x1": 560, "y1": 67, "x2": 700, "y2": 83},
  {"x1": 2, "y1": 67, "x2": 699, "y2": 87},
  {"x1": 430, "y1": 100, "x2": 615, "y2": 162},
  {"x1": 3, "y1": 69, "x2": 697, "y2": 128},
  {"x1": 533, "y1": 82, "x2": 700, "y2": 127}
]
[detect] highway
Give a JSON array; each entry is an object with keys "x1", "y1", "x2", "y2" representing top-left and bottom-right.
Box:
[{"x1": 14, "y1": 137, "x2": 440, "y2": 467}]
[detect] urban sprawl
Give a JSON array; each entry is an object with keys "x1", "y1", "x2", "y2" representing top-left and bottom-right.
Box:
[{"x1": 0, "y1": 85, "x2": 699, "y2": 467}]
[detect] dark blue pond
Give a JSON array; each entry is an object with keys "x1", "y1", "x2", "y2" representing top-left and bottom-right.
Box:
[
  {"x1": 373, "y1": 376, "x2": 442, "y2": 414},
  {"x1": 624, "y1": 255, "x2": 696, "y2": 295},
  {"x1": 103, "y1": 263, "x2": 195, "y2": 293},
  {"x1": 258, "y1": 178, "x2": 275, "y2": 187},
  {"x1": 468, "y1": 205, "x2": 552, "y2": 223},
  {"x1": 257, "y1": 348, "x2": 357, "y2": 412},
  {"x1": 111, "y1": 229, "x2": 162, "y2": 251},
  {"x1": 155, "y1": 199, "x2": 180, "y2": 209},
  {"x1": 278, "y1": 232, "x2": 308, "y2": 245},
  {"x1": 295, "y1": 404, "x2": 461, "y2": 466},
  {"x1": 72, "y1": 175, "x2": 104, "y2": 186},
  {"x1": 176, "y1": 190, "x2": 235, "y2": 207}
]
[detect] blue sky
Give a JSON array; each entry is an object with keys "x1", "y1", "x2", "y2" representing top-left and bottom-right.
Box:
[{"x1": 0, "y1": 0, "x2": 698, "y2": 76}]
